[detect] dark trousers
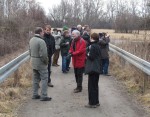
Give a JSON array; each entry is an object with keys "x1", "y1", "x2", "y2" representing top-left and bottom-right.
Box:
[
  {"x1": 102, "y1": 58, "x2": 109, "y2": 74},
  {"x1": 62, "y1": 54, "x2": 70, "y2": 72},
  {"x1": 88, "y1": 73, "x2": 99, "y2": 105},
  {"x1": 74, "y1": 67, "x2": 84, "y2": 90},
  {"x1": 48, "y1": 57, "x2": 52, "y2": 83},
  {"x1": 52, "y1": 49, "x2": 60, "y2": 65}
]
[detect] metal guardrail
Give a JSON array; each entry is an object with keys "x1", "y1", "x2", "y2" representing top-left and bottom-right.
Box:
[
  {"x1": 0, "y1": 51, "x2": 30, "y2": 83},
  {"x1": 0, "y1": 44, "x2": 150, "y2": 84},
  {"x1": 109, "y1": 44, "x2": 150, "y2": 76}
]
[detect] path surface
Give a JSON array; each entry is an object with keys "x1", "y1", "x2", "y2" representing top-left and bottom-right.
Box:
[{"x1": 18, "y1": 64, "x2": 149, "y2": 117}]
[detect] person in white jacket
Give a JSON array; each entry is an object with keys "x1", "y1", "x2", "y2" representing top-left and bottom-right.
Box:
[{"x1": 52, "y1": 28, "x2": 61, "y2": 66}]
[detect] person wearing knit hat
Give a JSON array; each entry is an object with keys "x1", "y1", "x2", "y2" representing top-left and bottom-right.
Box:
[{"x1": 63, "y1": 26, "x2": 69, "y2": 31}]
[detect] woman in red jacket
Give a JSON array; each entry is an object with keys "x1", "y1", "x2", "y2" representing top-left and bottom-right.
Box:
[{"x1": 69, "y1": 30, "x2": 86, "y2": 93}]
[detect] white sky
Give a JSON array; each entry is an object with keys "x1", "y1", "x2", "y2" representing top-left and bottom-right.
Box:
[
  {"x1": 36, "y1": 0, "x2": 144, "y2": 15},
  {"x1": 36, "y1": 0, "x2": 61, "y2": 14}
]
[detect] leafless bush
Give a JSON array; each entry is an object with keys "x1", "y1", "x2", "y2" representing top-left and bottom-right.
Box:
[{"x1": 0, "y1": 0, "x2": 48, "y2": 57}]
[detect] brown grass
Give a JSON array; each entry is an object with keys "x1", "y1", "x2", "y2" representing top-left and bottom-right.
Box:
[
  {"x1": 91, "y1": 29, "x2": 150, "y2": 40},
  {"x1": 110, "y1": 53, "x2": 150, "y2": 111},
  {"x1": 0, "y1": 48, "x2": 27, "y2": 67},
  {"x1": 0, "y1": 61, "x2": 32, "y2": 117}
]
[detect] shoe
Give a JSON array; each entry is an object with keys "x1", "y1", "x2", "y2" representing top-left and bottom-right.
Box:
[
  {"x1": 48, "y1": 83, "x2": 54, "y2": 87},
  {"x1": 74, "y1": 87, "x2": 78, "y2": 91},
  {"x1": 62, "y1": 71, "x2": 68, "y2": 73},
  {"x1": 56, "y1": 64, "x2": 60, "y2": 66},
  {"x1": 104, "y1": 74, "x2": 111, "y2": 76},
  {"x1": 96, "y1": 103, "x2": 100, "y2": 106},
  {"x1": 40, "y1": 97, "x2": 52, "y2": 101},
  {"x1": 32, "y1": 95, "x2": 40, "y2": 99},
  {"x1": 52, "y1": 64, "x2": 58, "y2": 67},
  {"x1": 85, "y1": 104, "x2": 97, "y2": 108},
  {"x1": 74, "y1": 89, "x2": 82, "y2": 93}
]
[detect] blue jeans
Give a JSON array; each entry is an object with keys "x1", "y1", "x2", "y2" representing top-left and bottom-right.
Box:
[
  {"x1": 62, "y1": 55, "x2": 70, "y2": 72},
  {"x1": 48, "y1": 57, "x2": 51, "y2": 83},
  {"x1": 102, "y1": 58, "x2": 109, "y2": 74},
  {"x1": 66, "y1": 56, "x2": 71, "y2": 70}
]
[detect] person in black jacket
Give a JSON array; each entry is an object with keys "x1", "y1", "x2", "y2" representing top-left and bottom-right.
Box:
[
  {"x1": 99, "y1": 32, "x2": 110, "y2": 76},
  {"x1": 82, "y1": 31, "x2": 90, "y2": 46},
  {"x1": 85, "y1": 33, "x2": 101, "y2": 108},
  {"x1": 43, "y1": 25, "x2": 55, "y2": 87}
]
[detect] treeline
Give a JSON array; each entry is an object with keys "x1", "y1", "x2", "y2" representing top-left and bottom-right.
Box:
[
  {"x1": 0, "y1": 0, "x2": 48, "y2": 56},
  {"x1": 48, "y1": 0, "x2": 150, "y2": 33},
  {"x1": 0, "y1": 0, "x2": 150, "y2": 56}
]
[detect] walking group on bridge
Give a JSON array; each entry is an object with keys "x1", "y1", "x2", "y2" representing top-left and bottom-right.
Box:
[{"x1": 29, "y1": 24, "x2": 110, "y2": 108}]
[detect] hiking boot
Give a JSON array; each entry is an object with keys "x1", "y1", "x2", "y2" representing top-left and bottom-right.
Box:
[
  {"x1": 74, "y1": 89, "x2": 82, "y2": 93},
  {"x1": 48, "y1": 82, "x2": 54, "y2": 87},
  {"x1": 96, "y1": 103, "x2": 100, "y2": 107},
  {"x1": 40, "y1": 97, "x2": 52, "y2": 101},
  {"x1": 32, "y1": 95, "x2": 40, "y2": 99},
  {"x1": 85, "y1": 104, "x2": 97, "y2": 108}
]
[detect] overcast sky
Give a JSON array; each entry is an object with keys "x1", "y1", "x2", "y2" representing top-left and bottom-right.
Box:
[
  {"x1": 36, "y1": 0, "x2": 144, "y2": 15},
  {"x1": 36, "y1": 0, "x2": 61, "y2": 14}
]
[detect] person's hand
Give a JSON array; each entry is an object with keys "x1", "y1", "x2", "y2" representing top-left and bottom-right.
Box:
[
  {"x1": 66, "y1": 53, "x2": 72, "y2": 60},
  {"x1": 66, "y1": 42, "x2": 69, "y2": 45}
]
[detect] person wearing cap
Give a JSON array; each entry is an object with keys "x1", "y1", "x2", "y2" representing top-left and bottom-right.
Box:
[
  {"x1": 52, "y1": 28, "x2": 61, "y2": 66},
  {"x1": 62, "y1": 26, "x2": 69, "y2": 31},
  {"x1": 99, "y1": 32, "x2": 110, "y2": 76},
  {"x1": 60, "y1": 30, "x2": 72, "y2": 73}
]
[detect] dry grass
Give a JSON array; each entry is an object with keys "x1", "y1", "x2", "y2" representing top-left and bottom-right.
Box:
[
  {"x1": 91, "y1": 29, "x2": 150, "y2": 40},
  {"x1": 110, "y1": 53, "x2": 150, "y2": 111},
  {"x1": 0, "y1": 48, "x2": 27, "y2": 67},
  {"x1": 0, "y1": 61, "x2": 32, "y2": 117}
]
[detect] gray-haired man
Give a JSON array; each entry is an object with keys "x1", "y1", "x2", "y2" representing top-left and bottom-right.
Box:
[{"x1": 29, "y1": 27, "x2": 52, "y2": 101}]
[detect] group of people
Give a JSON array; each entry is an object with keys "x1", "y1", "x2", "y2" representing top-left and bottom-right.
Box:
[{"x1": 29, "y1": 24, "x2": 110, "y2": 108}]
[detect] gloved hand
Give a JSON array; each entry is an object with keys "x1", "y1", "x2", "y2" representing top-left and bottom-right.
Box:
[{"x1": 66, "y1": 53, "x2": 72, "y2": 60}]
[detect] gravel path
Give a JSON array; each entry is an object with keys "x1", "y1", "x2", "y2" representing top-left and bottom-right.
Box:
[{"x1": 18, "y1": 64, "x2": 149, "y2": 117}]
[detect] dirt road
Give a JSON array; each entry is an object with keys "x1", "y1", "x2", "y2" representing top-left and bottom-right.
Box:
[{"x1": 18, "y1": 65, "x2": 149, "y2": 117}]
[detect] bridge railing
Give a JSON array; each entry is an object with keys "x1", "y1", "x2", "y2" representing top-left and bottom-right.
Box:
[
  {"x1": 109, "y1": 44, "x2": 150, "y2": 76},
  {"x1": 0, "y1": 44, "x2": 150, "y2": 84},
  {"x1": 0, "y1": 51, "x2": 30, "y2": 83}
]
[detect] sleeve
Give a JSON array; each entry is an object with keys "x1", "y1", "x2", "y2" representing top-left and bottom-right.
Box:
[
  {"x1": 39, "y1": 40, "x2": 48, "y2": 65},
  {"x1": 87, "y1": 45, "x2": 96, "y2": 61},
  {"x1": 60, "y1": 38, "x2": 67, "y2": 47},
  {"x1": 53, "y1": 38, "x2": 56, "y2": 54},
  {"x1": 69, "y1": 41, "x2": 74, "y2": 54},
  {"x1": 72, "y1": 40, "x2": 86, "y2": 56},
  {"x1": 99, "y1": 38, "x2": 108, "y2": 45}
]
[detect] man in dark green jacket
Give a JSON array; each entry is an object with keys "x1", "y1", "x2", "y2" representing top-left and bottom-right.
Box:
[{"x1": 60, "y1": 30, "x2": 72, "y2": 73}]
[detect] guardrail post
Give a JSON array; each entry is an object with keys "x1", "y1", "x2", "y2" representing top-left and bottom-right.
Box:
[
  {"x1": 13, "y1": 70, "x2": 21, "y2": 87},
  {"x1": 142, "y1": 74, "x2": 149, "y2": 94}
]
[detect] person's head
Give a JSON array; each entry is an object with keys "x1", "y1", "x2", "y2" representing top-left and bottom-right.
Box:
[
  {"x1": 35, "y1": 27, "x2": 44, "y2": 37},
  {"x1": 63, "y1": 26, "x2": 69, "y2": 31},
  {"x1": 77, "y1": 24, "x2": 82, "y2": 31},
  {"x1": 84, "y1": 25, "x2": 89, "y2": 30},
  {"x1": 99, "y1": 33, "x2": 104, "y2": 38},
  {"x1": 71, "y1": 27, "x2": 77, "y2": 33},
  {"x1": 63, "y1": 30, "x2": 70, "y2": 37},
  {"x1": 53, "y1": 28, "x2": 58, "y2": 34},
  {"x1": 90, "y1": 33, "x2": 99, "y2": 42},
  {"x1": 44, "y1": 25, "x2": 51, "y2": 35},
  {"x1": 72, "y1": 30, "x2": 80, "y2": 41},
  {"x1": 57, "y1": 30, "x2": 62, "y2": 35}
]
